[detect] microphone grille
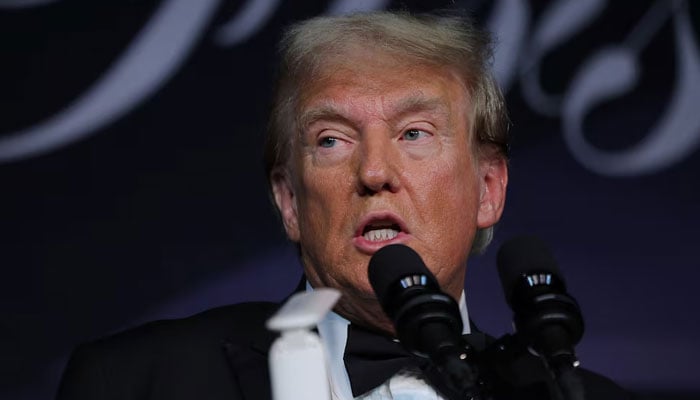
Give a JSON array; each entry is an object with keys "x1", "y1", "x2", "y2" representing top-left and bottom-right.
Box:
[
  {"x1": 368, "y1": 244, "x2": 437, "y2": 303},
  {"x1": 496, "y1": 235, "x2": 561, "y2": 303}
]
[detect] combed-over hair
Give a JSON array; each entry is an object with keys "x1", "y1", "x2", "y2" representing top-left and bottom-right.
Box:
[{"x1": 264, "y1": 11, "x2": 510, "y2": 253}]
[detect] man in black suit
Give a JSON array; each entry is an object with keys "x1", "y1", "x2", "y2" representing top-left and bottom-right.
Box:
[{"x1": 58, "y1": 11, "x2": 629, "y2": 400}]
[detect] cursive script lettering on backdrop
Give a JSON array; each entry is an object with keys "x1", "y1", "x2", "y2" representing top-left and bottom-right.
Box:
[
  {"x1": 562, "y1": 1, "x2": 700, "y2": 176},
  {"x1": 1, "y1": 0, "x2": 698, "y2": 177},
  {"x1": 0, "y1": 0, "x2": 220, "y2": 162}
]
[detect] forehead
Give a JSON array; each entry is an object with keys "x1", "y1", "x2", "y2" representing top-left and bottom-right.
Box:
[{"x1": 297, "y1": 50, "x2": 472, "y2": 126}]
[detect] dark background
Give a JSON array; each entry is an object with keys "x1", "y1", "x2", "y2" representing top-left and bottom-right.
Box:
[{"x1": 1, "y1": 1, "x2": 699, "y2": 399}]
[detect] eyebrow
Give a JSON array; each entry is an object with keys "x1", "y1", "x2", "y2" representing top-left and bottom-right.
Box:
[
  {"x1": 298, "y1": 102, "x2": 351, "y2": 132},
  {"x1": 392, "y1": 96, "x2": 449, "y2": 118},
  {"x1": 298, "y1": 95, "x2": 450, "y2": 131}
]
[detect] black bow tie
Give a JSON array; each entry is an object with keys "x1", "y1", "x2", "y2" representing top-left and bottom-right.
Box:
[
  {"x1": 343, "y1": 323, "x2": 428, "y2": 397},
  {"x1": 343, "y1": 323, "x2": 495, "y2": 398}
]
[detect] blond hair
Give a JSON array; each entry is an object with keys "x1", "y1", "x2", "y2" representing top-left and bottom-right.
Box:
[{"x1": 264, "y1": 11, "x2": 509, "y2": 253}]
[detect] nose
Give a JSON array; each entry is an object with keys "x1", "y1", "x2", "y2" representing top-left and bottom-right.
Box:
[{"x1": 356, "y1": 134, "x2": 400, "y2": 195}]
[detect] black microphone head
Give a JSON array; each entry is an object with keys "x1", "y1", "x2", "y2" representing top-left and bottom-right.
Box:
[
  {"x1": 367, "y1": 244, "x2": 463, "y2": 356},
  {"x1": 368, "y1": 244, "x2": 438, "y2": 305},
  {"x1": 497, "y1": 235, "x2": 563, "y2": 305},
  {"x1": 497, "y1": 235, "x2": 585, "y2": 357}
]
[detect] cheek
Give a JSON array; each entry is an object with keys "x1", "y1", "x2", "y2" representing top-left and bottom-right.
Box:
[
  {"x1": 414, "y1": 158, "x2": 478, "y2": 290},
  {"x1": 296, "y1": 169, "x2": 349, "y2": 238},
  {"x1": 430, "y1": 156, "x2": 479, "y2": 211},
  {"x1": 421, "y1": 156, "x2": 481, "y2": 250}
]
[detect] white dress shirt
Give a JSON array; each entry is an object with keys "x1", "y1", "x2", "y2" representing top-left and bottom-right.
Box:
[{"x1": 308, "y1": 283, "x2": 471, "y2": 400}]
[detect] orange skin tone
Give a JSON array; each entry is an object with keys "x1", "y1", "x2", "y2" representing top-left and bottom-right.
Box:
[{"x1": 272, "y1": 49, "x2": 508, "y2": 334}]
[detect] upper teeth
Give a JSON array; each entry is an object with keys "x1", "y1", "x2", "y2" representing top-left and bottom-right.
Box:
[{"x1": 364, "y1": 228, "x2": 399, "y2": 242}]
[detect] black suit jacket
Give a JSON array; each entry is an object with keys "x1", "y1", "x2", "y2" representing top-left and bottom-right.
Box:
[
  {"x1": 57, "y1": 301, "x2": 631, "y2": 400},
  {"x1": 58, "y1": 302, "x2": 279, "y2": 400}
]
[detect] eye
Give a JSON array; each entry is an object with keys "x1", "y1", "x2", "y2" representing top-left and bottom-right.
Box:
[
  {"x1": 319, "y1": 137, "x2": 337, "y2": 148},
  {"x1": 402, "y1": 128, "x2": 429, "y2": 141}
]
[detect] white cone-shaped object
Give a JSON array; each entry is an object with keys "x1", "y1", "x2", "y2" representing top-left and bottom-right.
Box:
[{"x1": 267, "y1": 288, "x2": 341, "y2": 400}]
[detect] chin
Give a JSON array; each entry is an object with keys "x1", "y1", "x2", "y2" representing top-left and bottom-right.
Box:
[{"x1": 335, "y1": 293, "x2": 394, "y2": 333}]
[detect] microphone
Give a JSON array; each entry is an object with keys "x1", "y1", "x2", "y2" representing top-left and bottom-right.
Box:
[
  {"x1": 497, "y1": 236, "x2": 585, "y2": 400},
  {"x1": 368, "y1": 244, "x2": 483, "y2": 398},
  {"x1": 368, "y1": 244, "x2": 462, "y2": 356}
]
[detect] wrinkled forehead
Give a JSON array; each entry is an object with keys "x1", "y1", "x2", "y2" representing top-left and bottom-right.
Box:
[
  {"x1": 292, "y1": 46, "x2": 475, "y2": 135},
  {"x1": 302, "y1": 42, "x2": 469, "y2": 87},
  {"x1": 304, "y1": 45, "x2": 470, "y2": 102}
]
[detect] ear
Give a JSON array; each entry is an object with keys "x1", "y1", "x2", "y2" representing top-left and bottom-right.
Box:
[
  {"x1": 476, "y1": 154, "x2": 508, "y2": 229},
  {"x1": 271, "y1": 168, "x2": 300, "y2": 242}
]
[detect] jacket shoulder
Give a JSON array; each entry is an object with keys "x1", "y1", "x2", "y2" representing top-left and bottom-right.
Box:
[
  {"x1": 57, "y1": 302, "x2": 279, "y2": 400},
  {"x1": 80, "y1": 302, "x2": 278, "y2": 353},
  {"x1": 579, "y1": 368, "x2": 634, "y2": 400}
]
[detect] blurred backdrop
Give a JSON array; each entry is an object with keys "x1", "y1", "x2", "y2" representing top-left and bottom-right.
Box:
[{"x1": 1, "y1": 0, "x2": 699, "y2": 399}]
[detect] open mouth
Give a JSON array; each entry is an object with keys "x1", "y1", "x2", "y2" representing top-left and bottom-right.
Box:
[
  {"x1": 356, "y1": 212, "x2": 408, "y2": 245},
  {"x1": 353, "y1": 213, "x2": 409, "y2": 253},
  {"x1": 362, "y1": 222, "x2": 402, "y2": 242}
]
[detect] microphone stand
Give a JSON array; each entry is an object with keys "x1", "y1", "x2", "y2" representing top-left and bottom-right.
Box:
[
  {"x1": 419, "y1": 322, "x2": 489, "y2": 400},
  {"x1": 433, "y1": 331, "x2": 585, "y2": 400},
  {"x1": 535, "y1": 325, "x2": 585, "y2": 400},
  {"x1": 547, "y1": 355, "x2": 584, "y2": 400}
]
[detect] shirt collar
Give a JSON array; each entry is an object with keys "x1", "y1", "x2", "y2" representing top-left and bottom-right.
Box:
[{"x1": 306, "y1": 282, "x2": 470, "y2": 399}]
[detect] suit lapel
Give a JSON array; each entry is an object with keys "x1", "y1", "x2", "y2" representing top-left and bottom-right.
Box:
[
  {"x1": 220, "y1": 279, "x2": 306, "y2": 400},
  {"x1": 222, "y1": 325, "x2": 277, "y2": 400}
]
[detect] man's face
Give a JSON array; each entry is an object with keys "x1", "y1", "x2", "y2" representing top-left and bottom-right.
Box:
[{"x1": 272, "y1": 50, "x2": 507, "y2": 327}]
